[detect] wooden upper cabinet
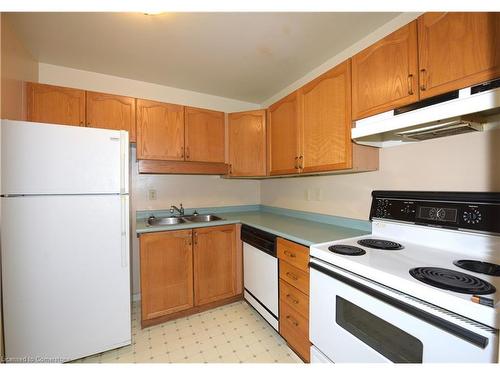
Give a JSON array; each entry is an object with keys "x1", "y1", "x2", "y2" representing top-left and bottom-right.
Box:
[
  {"x1": 193, "y1": 225, "x2": 237, "y2": 306},
  {"x1": 268, "y1": 91, "x2": 300, "y2": 175},
  {"x1": 418, "y1": 12, "x2": 500, "y2": 99},
  {"x1": 228, "y1": 110, "x2": 267, "y2": 177},
  {"x1": 184, "y1": 107, "x2": 225, "y2": 163},
  {"x1": 351, "y1": 21, "x2": 419, "y2": 120},
  {"x1": 26, "y1": 82, "x2": 86, "y2": 126},
  {"x1": 136, "y1": 99, "x2": 185, "y2": 161},
  {"x1": 86, "y1": 92, "x2": 136, "y2": 142},
  {"x1": 299, "y1": 60, "x2": 352, "y2": 173},
  {"x1": 140, "y1": 230, "x2": 194, "y2": 322}
]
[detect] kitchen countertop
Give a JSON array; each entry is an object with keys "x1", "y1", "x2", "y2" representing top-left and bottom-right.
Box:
[{"x1": 136, "y1": 205, "x2": 371, "y2": 247}]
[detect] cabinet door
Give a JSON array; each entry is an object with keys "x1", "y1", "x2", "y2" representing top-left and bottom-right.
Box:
[
  {"x1": 86, "y1": 91, "x2": 136, "y2": 142},
  {"x1": 351, "y1": 21, "x2": 419, "y2": 120},
  {"x1": 185, "y1": 107, "x2": 225, "y2": 163},
  {"x1": 140, "y1": 230, "x2": 194, "y2": 321},
  {"x1": 300, "y1": 60, "x2": 352, "y2": 173},
  {"x1": 26, "y1": 82, "x2": 86, "y2": 126},
  {"x1": 268, "y1": 91, "x2": 300, "y2": 175},
  {"x1": 193, "y1": 225, "x2": 237, "y2": 306},
  {"x1": 136, "y1": 99, "x2": 184, "y2": 160},
  {"x1": 228, "y1": 110, "x2": 267, "y2": 176},
  {"x1": 418, "y1": 12, "x2": 500, "y2": 99}
]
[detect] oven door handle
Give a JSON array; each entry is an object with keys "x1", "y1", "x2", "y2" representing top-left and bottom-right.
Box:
[{"x1": 309, "y1": 261, "x2": 490, "y2": 349}]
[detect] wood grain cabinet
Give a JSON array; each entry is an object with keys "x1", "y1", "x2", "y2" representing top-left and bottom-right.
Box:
[
  {"x1": 140, "y1": 224, "x2": 242, "y2": 327},
  {"x1": 267, "y1": 91, "x2": 300, "y2": 175},
  {"x1": 351, "y1": 21, "x2": 419, "y2": 120},
  {"x1": 140, "y1": 230, "x2": 194, "y2": 322},
  {"x1": 277, "y1": 238, "x2": 311, "y2": 362},
  {"x1": 184, "y1": 107, "x2": 225, "y2": 163},
  {"x1": 86, "y1": 92, "x2": 136, "y2": 142},
  {"x1": 228, "y1": 110, "x2": 267, "y2": 177},
  {"x1": 417, "y1": 12, "x2": 500, "y2": 99},
  {"x1": 299, "y1": 60, "x2": 353, "y2": 173},
  {"x1": 136, "y1": 99, "x2": 185, "y2": 161},
  {"x1": 193, "y1": 225, "x2": 238, "y2": 306},
  {"x1": 27, "y1": 82, "x2": 86, "y2": 126}
]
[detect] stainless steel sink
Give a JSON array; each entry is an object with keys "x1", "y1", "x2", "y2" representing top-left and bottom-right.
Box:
[
  {"x1": 147, "y1": 216, "x2": 186, "y2": 226},
  {"x1": 183, "y1": 214, "x2": 222, "y2": 223},
  {"x1": 146, "y1": 213, "x2": 222, "y2": 227}
]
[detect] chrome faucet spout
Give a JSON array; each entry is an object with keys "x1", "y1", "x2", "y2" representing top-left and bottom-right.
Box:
[{"x1": 170, "y1": 203, "x2": 184, "y2": 216}]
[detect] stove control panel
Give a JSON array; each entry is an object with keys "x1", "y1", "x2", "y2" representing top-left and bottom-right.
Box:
[{"x1": 370, "y1": 192, "x2": 500, "y2": 234}]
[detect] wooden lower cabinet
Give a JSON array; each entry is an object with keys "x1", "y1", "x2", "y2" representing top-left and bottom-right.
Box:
[
  {"x1": 140, "y1": 230, "x2": 194, "y2": 322},
  {"x1": 278, "y1": 238, "x2": 311, "y2": 362},
  {"x1": 140, "y1": 225, "x2": 242, "y2": 327},
  {"x1": 193, "y1": 225, "x2": 238, "y2": 306}
]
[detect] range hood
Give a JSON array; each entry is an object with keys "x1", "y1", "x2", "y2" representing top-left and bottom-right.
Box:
[{"x1": 352, "y1": 78, "x2": 500, "y2": 147}]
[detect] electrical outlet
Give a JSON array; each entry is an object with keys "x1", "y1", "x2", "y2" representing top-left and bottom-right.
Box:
[
  {"x1": 306, "y1": 188, "x2": 313, "y2": 201},
  {"x1": 316, "y1": 188, "x2": 323, "y2": 201},
  {"x1": 148, "y1": 189, "x2": 157, "y2": 200}
]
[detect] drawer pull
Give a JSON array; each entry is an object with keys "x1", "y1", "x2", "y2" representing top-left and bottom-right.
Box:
[
  {"x1": 286, "y1": 294, "x2": 299, "y2": 304},
  {"x1": 286, "y1": 315, "x2": 299, "y2": 327},
  {"x1": 284, "y1": 250, "x2": 296, "y2": 258},
  {"x1": 286, "y1": 272, "x2": 298, "y2": 281}
]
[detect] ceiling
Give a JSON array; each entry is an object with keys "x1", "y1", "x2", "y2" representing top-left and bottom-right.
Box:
[{"x1": 7, "y1": 12, "x2": 400, "y2": 104}]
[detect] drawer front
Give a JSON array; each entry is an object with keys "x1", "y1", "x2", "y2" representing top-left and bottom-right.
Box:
[
  {"x1": 277, "y1": 238, "x2": 309, "y2": 271},
  {"x1": 280, "y1": 299, "x2": 310, "y2": 362},
  {"x1": 280, "y1": 280, "x2": 309, "y2": 319},
  {"x1": 279, "y1": 261, "x2": 309, "y2": 295}
]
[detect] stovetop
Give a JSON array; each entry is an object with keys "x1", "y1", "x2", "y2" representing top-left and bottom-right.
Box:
[{"x1": 310, "y1": 221, "x2": 500, "y2": 329}]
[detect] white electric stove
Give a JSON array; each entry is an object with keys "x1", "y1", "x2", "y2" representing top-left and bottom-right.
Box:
[{"x1": 309, "y1": 191, "x2": 500, "y2": 363}]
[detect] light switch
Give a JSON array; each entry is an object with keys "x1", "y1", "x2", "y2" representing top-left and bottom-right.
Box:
[{"x1": 148, "y1": 189, "x2": 157, "y2": 200}]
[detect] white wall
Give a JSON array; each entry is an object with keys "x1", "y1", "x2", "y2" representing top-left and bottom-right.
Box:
[
  {"x1": 261, "y1": 128, "x2": 500, "y2": 220},
  {"x1": 130, "y1": 147, "x2": 260, "y2": 297},
  {"x1": 38, "y1": 63, "x2": 259, "y2": 113}
]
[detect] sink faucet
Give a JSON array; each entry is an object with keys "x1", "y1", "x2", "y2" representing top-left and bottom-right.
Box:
[{"x1": 170, "y1": 203, "x2": 184, "y2": 216}]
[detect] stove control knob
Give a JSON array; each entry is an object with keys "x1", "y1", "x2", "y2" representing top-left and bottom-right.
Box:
[{"x1": 462, "y1": 209, "x2": 482, "y2": 225}]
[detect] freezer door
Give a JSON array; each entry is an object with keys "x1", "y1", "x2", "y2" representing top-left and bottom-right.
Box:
[
  {"x1": 1, "y1": 194, "x2": 131, "y2": 362},
  {"x1": 1, "y1": 120, "x2": 129, "y2": 195}
]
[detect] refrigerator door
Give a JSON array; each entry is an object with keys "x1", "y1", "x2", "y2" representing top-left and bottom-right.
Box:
[
  {"x1": 1, "y1": 120, "x2": 129, "y2": 195},
  {"x1": 1, "y1": 194, "x2": 131, "y2": 362}
]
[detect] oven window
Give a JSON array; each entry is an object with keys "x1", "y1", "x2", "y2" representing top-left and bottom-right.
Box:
[{"x1": 336, "y1": 296, "x2": 423, "y2": 363}]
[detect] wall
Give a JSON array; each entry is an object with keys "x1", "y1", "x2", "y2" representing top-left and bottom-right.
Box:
[
  {"x1": 261, "y1": 127, "x2": 500, "y2": 220},
  {"x1": 0, "y1": 12, "x2": 38, "y2": 361},
  {"x1": 38, "y1": 63, "x2": 259, "y2": 113},
  {"x1": 130, "y1": 146, "x2": 260, "y2": 297},
  {"x1": 0, "y1": 13, "x2": 38, "y2": 120}
]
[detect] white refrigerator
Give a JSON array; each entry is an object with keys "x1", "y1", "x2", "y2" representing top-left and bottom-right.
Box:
[{"x1": 1, "y1": 120, "x2": 131, "y2": 363}]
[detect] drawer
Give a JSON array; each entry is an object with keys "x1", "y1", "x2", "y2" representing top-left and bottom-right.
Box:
[
  {"x1": 279, "y1": 261, "x2": 309, "y2": 295},
  {"x1": 277, "y1": 238, "x2": 309, "y2": 271},
  {"x1": 280, "y1": 299, "x2": 310, "y2": 362},
  {"x1": 280, "y1": 280, "x2": 309, "y2": 319}
]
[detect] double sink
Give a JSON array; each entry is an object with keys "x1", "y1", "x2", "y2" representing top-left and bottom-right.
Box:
[{"x1": 146, "y1": 214, "x2": 223, "y2": 227}]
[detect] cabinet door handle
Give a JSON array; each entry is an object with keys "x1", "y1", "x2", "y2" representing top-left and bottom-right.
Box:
[
  {"x1": 286, "y1": 272, "x2": 298, "y2": 281},
  {"x1": 294, "y1": 156, "x2": 299, "y2": 170},
  {"x1": 286, "y1": 294, "x2": 299, "y2": 305},
  {"x1": 194, "y1": 231, "x2": 198, "y2": 245},
  {"x1": 284, "y1": 250, "x2": 296, "y2": 258},
  {"x1": 286, "y1": 315, "x2": 299, "y2": 327},
  {"x1": 181, "y1": 146, "x2": 185, "y2": 159},
  {"x1": 299, "y1": 155, "x2": 304, "y2": 170},
  {"x1": 420, "y1": 69, "x2": 427, "y2": 91},
  {"x1": 229, "y1": 164, "x2": 233, "y2": 175},
  {"x1": 186, "y1": 146, "x2": 190, "y2": 159},
  {"x1": 407, "y1": 74, "x2": 414, "y2": 95}
]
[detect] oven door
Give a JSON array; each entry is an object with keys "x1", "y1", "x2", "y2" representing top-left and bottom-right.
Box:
[{"x1": 309, "y1": 259, "x2": 498, "y2": 363}]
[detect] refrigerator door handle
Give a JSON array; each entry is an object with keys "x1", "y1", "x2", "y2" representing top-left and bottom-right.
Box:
[
  {"x1": 120, "y1": 195, "x2": 129, "y2": 268},
  {"x1": 120, "y1": 131, "x2": 129, "y2": 194}
]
